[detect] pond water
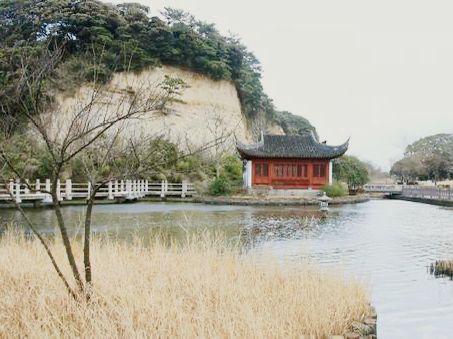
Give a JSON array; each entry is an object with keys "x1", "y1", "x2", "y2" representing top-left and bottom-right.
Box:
[{"x1": 1, "y1": 199, "x2": 453, "y2": 338}]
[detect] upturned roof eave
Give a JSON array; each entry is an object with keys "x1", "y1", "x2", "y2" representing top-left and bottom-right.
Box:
[{"x1": 236, "y1": 137, "x2": 349, "y2": 160}]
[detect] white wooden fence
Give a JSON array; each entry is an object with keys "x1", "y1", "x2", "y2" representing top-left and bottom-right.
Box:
[
  {"x1": 0, "y1": 179, "x2": 196, "y2": 204},
  {"x1": 363, "y1": 184, "x2": 403, "y2": 194}
]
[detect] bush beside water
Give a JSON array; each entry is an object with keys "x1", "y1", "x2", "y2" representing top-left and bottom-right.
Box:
[
  {"x1": 321, "y1": 182, "x2": 349, "y2": 197},
  {"x1": 208, "y1": 156, "x2": 243, "y2": 196}
]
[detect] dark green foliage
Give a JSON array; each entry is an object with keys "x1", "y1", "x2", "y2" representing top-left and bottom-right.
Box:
[
  {"x1": 273, "y1": 111, "x2": 318, "y2": 139},
  {"x1": 333, "y1": 155, "x2": 369, "y2": 189},
  {"x1": 208, "y1": 176, "x2": 232, "y2": 196},
  {"x1": 390, "y1": 133, "x2": 453, "y2": 182},
  {"x1": 321, "y1": 182, "x2": 348, "y2": 197},
  {"x1": 208, "y1": 155, "x2": 243, "y2": 196},
  {"x1": 0, "y1": 134, "x2": 54, "y2": 179},
  {"x1": 0, "y1": 0, "x2": 305, "y2": 128},
  {"x1": 219, "y1": 155, "x2": 243, "y2": 186}
]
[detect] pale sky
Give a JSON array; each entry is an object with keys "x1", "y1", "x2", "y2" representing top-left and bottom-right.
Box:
[{"x1": 110, "y1": 0, "x2": 453, "y2": 170}]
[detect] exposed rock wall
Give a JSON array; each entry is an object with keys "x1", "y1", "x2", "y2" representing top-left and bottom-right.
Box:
[{"x1": 56, "y1": 65, "x2": 274, "y2": 153}]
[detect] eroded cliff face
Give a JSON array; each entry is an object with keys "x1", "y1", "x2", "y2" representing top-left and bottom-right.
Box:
[{"x1": 55, "y1": 66, "x2": 283, "y2": 153}]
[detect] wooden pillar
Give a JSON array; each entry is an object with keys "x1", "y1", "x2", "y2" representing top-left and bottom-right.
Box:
[
  {"x1": 24, "y1": 179, "x2": 30, "y2": 194},
  {"x1": 35, "y1": 179, "x2": 41, "y2": 193},
  {"x1": 65, "y1": 179, "x2": 72, "y2": 200},
  {"x1": 328, "y1": 160, "x2": 333, "y2": 185},
  {"x1": 145, "y1": 180, "x2": 149, "y2": 193},
  {"x1": 114, "y1": 180, "x2": 118, "y2": 195}
]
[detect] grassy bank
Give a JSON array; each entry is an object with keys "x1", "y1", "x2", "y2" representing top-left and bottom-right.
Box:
[{"x1": 0, "y1": 230, "x2": 370, "y2": 337}]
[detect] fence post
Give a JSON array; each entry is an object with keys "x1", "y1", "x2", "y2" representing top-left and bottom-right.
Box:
[
  {"x1": 165, "y1": 180, "x2": 168, "y2": 192},
  {"x1": 56, "y1": 179, "x2": 62, "y2": 201},
  {"x1": 43, "y1": 179, "x2": 52, "y2": 203},
  {"x1": 114, "y1": 180, "x2": 118, "y2": 196},
  {"x1": 87, "y1": 181, "x2": 91, "y2": 200},
  {"x1": 36, "y1": 179, "x2": 41, "y2": 193},
  {"x1": 24, "y1": 179, "x2": 30, "y2": 194},
  {"x1": 9, "y1": 179, "x2": 14, "y2": 198},
  {"x1": 145, "y1": 180, "x2": 149, "y2": 194},
  {"x1": 181, "y1": 181, "x2": 186, "y2": 198},
  {"x1": 65, "y1": 179, "x2": 72, "y2": 200},
  {"x1": 126, "y1": 180, "x2": 132, "y2": 199},
  {"x1": 108, "y1": 181, "x2": 114, "y2": 200},
  {"x1": 160, "y1": 180, "x2": 165, "y2": 198},
  {"x1": 15, "y1": 179, "x2": 22, "y2": 203}
]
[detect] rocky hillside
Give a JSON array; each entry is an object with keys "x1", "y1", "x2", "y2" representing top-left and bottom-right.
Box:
[
  {"x1": 56, "y1": 65, "x2": 285, "y2": 151},
  {"x1": 1, "y1": 0, "x2": 317, "y2": 151}
]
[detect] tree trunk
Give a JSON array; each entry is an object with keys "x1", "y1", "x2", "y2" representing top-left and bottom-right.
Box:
[
  {"x1": 52, "y1": 180, "x2": 84, "y2": 293},
  {"x1": 84, "y1": 199, "x2": 94, "y2": 287}
]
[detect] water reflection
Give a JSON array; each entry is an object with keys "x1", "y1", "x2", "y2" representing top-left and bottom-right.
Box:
[{"x1": 1, "y1": 200, "x2": 453, "y2": 338}]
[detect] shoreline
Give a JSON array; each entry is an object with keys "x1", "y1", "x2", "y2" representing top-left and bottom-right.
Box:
[
  {"x1": 390, "y1": 196, "x2": 453, "y2": 208},
  {"x1": 195, "y1": 194, "x2": 371, "y2": 206},
  {"x1": 0, "y1": 194, "x2": 375, "y2": 210}
]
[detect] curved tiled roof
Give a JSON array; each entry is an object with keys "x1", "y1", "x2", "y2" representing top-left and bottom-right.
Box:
[{"x1": 237, "y1": 134, "x2": 349, "y2": 159}]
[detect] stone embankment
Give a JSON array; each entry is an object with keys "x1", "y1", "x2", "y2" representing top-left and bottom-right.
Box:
[{"x1": 196, "y1": 194, "x2": 370, "y2": 206}]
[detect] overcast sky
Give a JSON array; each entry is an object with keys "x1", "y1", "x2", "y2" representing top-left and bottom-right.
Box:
[{"x1": 110, "y1": 0, "x2": 453, "y2": 170}]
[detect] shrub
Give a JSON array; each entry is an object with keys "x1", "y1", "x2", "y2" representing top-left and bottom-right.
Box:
[
  {"x1": 220, "y1": 155, "x2": 243, "y2": 186},
  {"x1": 333, "y1": 156, "x2": 369, "y2": 190},
  {"x1": 321, "y1": 182, "x2": 348, "y2": 198},
  {"x1": 208, "y1": 176, "x2": 232, "y2": 196}
]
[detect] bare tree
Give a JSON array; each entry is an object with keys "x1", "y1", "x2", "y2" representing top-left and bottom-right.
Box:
[
  {"x1": 0, "y1": 45, "x2": 185, "y2": 300},
  {"x1": 205, "y1": 106, "x2": 240, "y2": 178}
]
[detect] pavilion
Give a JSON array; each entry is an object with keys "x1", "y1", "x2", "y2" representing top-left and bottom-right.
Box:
[{"x1": 237, "y1": 133, "x2": 349, "y2": 190}]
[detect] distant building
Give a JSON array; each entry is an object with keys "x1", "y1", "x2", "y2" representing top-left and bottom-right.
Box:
[{"x1": 237, "y1": 133, "x2": 349, "y2": 189}]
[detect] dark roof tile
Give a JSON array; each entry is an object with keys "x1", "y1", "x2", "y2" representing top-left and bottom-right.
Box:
[{"x1": 237, "y1": 134, "x2": 349, "y2": 159}]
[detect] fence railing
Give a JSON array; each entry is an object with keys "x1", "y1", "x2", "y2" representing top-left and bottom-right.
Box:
[
  {"x1": 402, "y1": 186, "x2": 453, "y2": 201},
  {"x1": 363, "y1": 184, "x2": 403, "y2": 193},
  {"x1": 0, "y1": 179, "x2": 196, "y2": 204}
]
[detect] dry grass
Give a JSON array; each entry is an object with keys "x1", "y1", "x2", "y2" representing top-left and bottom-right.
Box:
[
  {"x1": 0, "y1": 229, "x2": 370, "y2": 338},
  {"x1": 430, "y1": 260, "x2": 453, "y2": 278}
]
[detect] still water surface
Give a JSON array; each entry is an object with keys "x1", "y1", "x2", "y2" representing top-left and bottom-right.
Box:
[{"x1": 1, "y1": 200, "x2": 453, "y2": 339}]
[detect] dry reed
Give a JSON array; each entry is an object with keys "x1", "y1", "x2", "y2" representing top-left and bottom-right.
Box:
[{"x1": 0, "y1": 229, "x2": 370, "y2": 338}]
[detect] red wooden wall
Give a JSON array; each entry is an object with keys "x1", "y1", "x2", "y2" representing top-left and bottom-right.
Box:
[{"x1": 252, "y1": 158, "x2": 330, "y2": 189}]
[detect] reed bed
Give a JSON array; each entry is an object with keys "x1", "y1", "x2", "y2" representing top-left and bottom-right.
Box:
[
  {"x1": 430, "y1": 260, "x2": 453, "y2": 278},
  {"x1": 0, "y1": 229, "x2": 370, "y2": 338}
]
